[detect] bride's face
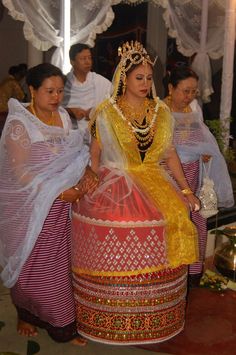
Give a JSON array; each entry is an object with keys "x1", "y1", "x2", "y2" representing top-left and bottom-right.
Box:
[{"x1": 125, "y1": 63, "x2": 153, "y2": 99}]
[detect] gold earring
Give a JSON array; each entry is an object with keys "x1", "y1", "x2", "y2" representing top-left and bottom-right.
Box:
[
  {"x1": 30, "y1": 90, "x2": 34, "y2": 104},
  {"x1": 122, "y1": 75, "x2": 126, "y2": 95},
  {"x1": 29, "y1": 92, "x2": 37, "y2": 116}
]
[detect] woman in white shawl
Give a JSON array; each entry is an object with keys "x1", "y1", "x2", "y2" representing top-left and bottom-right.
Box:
[
  {"x1": 164, "y1": 66, "x2": 234, "y2": 287},
  {"x1": 0, "y1": 63, "x2": 98, "y2": 343}
]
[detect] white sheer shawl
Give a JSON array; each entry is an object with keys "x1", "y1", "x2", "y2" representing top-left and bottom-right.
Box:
[
  {"x1": 172, "y1": 100, "x2": 234, "y2": 208},
  {"x1": 0, "y1": 98, "x2": 89, "y2": 287}
]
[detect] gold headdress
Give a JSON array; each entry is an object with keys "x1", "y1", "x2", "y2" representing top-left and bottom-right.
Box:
[
  {"x1": 118, "y1": 41, "x2": 155, "y2": 72},
  {"x1": 111, "y1": 40, "x2": 156, "y2": 100}
]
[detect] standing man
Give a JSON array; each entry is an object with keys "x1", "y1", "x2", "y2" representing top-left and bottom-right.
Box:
[{"x1": 62, "y1": 43, "x2": 112, "y2": 136}]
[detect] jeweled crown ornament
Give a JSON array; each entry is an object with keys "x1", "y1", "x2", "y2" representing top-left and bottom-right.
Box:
[{"x1": 118, "y1": 40, "x2": 155, "y2": 73}]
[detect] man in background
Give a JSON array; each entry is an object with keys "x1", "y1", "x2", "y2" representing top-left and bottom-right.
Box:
[{"x1": 62, "y1": 43, "x2": 112, "y2": 137}]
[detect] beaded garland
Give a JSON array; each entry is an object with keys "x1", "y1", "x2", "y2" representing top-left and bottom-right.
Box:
[{"x1": 111, "y1": 97, "x2": 159, "y2": 152}]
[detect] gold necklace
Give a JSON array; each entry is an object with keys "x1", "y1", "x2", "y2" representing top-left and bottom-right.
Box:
[
  {"x1": 29, "y1": 103, "x2": 55, "y2": 126},
  {"x1": 117, "y1": 97, "x2": 150, "y2": 124},
  {"x1": 115, "y1": 97, "x2": 158, "y2": 152}
]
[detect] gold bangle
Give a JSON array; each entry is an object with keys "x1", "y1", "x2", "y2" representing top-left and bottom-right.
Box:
[
  {"x1": 181, "y1": 188, "x2": 193, "y2": 196},
  {"x1": 60, "y1": 192, "x2": 64, "y2": 200},
  {"x1": 73, "y1": 186, "x2": 81, "y2": 202},
  {"x1": 73, "y1": 186, "x2": 80, "y2": 191}
]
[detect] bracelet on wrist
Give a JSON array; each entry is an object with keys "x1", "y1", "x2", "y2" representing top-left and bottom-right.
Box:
[
  {"x1": 59, "y1": 192, "x2": 65, "y2": 200},
  {"x1": 73, "y1": 186, "x2": 81, "y2": 202},
  {"x1": 181, "y1": 188, "x2": 193, "y2": 196},
  {"x1": 73, "y1": 186, "x2": 80, "y2": 191}
]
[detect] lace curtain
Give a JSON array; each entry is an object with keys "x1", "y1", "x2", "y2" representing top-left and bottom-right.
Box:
[
  {"x1": 152, "y1": 0, "x2": 226, "y2": 103},
  {"x1": 2, "y1": 0, "x2": 118, "y2": 68},
  {"x1": 2, "y1": 0, "x2": 232, "y2": 107}
]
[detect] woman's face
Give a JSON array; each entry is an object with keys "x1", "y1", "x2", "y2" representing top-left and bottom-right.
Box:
[
  {"x1": 169, "y1": 77, "x2": 198, "y2": 111},
  {"x1": 125, "y1": 63, "x2": 153, "y2": 100},
  {"x1": 31, "y1": 76, "x2": 64, "y2": 113}
]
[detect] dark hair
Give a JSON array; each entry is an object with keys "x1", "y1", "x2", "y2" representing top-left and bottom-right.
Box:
[
  {"x1": 69, "y1": 43, "x2": 91, "y2": 61},
  {"x1": 18, "y1": 63, "x2": 28, "y2": 71},
  {"x1": 8, "y1": 65, "x2": 19, "y2": 76},
  {"x1": 26, "y1": 63, "x2": 66, "y2": 89},
  {"x1": 168, "y1": 67, "x2": 199, "y2": 88}
]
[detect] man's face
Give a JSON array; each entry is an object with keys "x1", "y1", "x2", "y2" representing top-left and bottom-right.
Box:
[{"x1": 71, "y1": 49, "x2": 92, "y2": 76}]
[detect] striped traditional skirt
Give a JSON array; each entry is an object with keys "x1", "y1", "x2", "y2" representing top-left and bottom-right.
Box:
[{"x1": 11, "y1": 199, "x2": 77, "y2": 342}]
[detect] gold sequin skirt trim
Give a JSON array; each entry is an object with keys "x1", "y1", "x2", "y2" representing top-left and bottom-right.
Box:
[{"x1": 73, "y1": 266, "x2": 187, "y2": 344}]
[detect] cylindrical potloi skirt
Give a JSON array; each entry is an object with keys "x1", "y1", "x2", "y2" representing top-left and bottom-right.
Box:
[
  {"x1": 72, "y1": 167, "x2": 187, "y2": 345},
  {"x1": 72, "y1": 266, "x2": 187, "y2": 345}
]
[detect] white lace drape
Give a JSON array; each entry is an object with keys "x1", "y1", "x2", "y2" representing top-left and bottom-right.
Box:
[
  {"x1": 2, "y1": 0, "x2": 117, "y2": 69},
  {"x1": 151, "y1": 0, "x2": 226, "y2": 103},
  {"x1": 2, "y1": 1, "x2": 233, "y2": 108}
]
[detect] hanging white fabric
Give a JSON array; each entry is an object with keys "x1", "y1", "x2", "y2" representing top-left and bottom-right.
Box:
[
  {"x1": 2, "y1": 0, "x2": 116, "y2": 71},
  {"x1": 155, "y1": 0, "x2": 226, "y2": 103},
  {"x1": 219, "y1": 0, "x2": 236, "y2": 149},
  {"x1": 2, "y1": 0, "x2": 233, "y2": 111}
]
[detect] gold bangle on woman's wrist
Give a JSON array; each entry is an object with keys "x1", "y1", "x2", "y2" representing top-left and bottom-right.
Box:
[
  {"x1": 181, "y1": 188, "x2": 193, "y2": 196},
  {"x1": 73, "y1": 186, "x2": 80, "y2": 191},
  {"x1": 73, "y1": 186, "x2": 81, "y2": 203}
]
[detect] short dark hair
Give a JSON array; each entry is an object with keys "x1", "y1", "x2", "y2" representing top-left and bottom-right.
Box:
[
  {"x1": 69, "y1": 43, "x2": 91, "y2": 61},
  {"x1": 18, "y1": 63, "x2": 28, "y2": 71},
  {"x1": 8, "y1": 65, "x2": 18, "y2": 76},
  {"x1": 26, "y1": 63, "x2": 66, "y2": 89},
  {"x1": 169, "y1": 67, "x2": 199, "y2": 88}
]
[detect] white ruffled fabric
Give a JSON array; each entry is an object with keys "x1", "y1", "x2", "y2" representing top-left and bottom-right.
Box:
[{"x1": 2, "y1": 0, "x2": 227, "y2": 103}]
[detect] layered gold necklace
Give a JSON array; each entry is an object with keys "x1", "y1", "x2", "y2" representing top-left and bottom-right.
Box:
[{"x1": 115, "y1": 97, "x2": 158, "y2": 152}]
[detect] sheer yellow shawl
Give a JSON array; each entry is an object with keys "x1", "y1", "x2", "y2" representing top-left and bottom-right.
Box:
[{"x1": 91, "y1": 98, "x2": 198, "y2": 269}]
